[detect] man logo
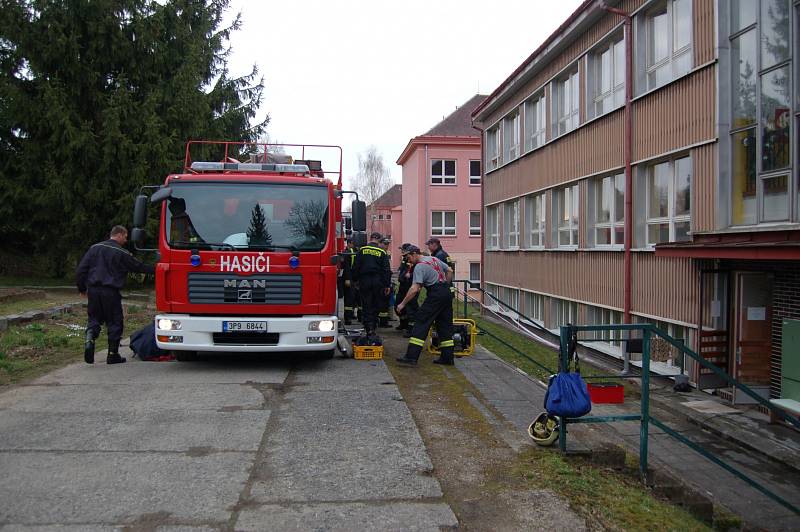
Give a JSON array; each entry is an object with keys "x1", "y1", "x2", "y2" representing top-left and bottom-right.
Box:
[{"x1": 238, "y1": 289, "x2": 252, "y2": 301}]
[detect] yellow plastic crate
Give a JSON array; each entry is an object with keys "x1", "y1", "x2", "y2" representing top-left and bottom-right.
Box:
[
  {"x1": 353, "y1": 345, "x2": 384, "y2": 360},
  {"x1": 427, "y1": 318, "x2": 477, "y2": 357}
]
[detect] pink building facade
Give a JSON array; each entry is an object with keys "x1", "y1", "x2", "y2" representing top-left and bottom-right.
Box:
[{"x1": 397, "y1": 95, "x2": 486, "y2": 286}]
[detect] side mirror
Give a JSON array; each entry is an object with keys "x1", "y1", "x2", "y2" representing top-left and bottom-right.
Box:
[
  {"x1": 351, "y1": 200, "x2": 367, "y2": 232},
  {"x1": 352, "y1": 231, "x2": 367, "y2": 248},
  {"x1": 150, "y1": 186, "x2": 172, "y2": 203},
  {"x1": 131, "y1": 227, "x2": 146, "y2": 246},
  {"x1": 133, "y1": 195, "x2": 148, "y2": 228}
]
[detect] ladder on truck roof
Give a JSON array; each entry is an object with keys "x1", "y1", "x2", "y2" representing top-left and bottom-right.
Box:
[{"x1": 183, "y1": 140, "x2": 343, "y2": 185}]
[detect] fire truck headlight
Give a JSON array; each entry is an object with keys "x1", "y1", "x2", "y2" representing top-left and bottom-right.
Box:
[
  {"x1": 309, "y1": 320, "x2": 335, "y2": 332},
  {"x1": 158, "y1": 319, "x2": 182, "y2": 331}
]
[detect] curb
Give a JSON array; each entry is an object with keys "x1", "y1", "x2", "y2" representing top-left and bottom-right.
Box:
[
  {"x1": 647, "y1": 392, "x2": 800, "y2": 476},
  {"x1": 0, "y1": 302, "x2": 87, "y2": 331}
]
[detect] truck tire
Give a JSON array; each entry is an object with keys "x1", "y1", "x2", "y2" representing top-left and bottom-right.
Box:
[{"x1": 174, "y1": 350, "x2": 198, "y2": 362}]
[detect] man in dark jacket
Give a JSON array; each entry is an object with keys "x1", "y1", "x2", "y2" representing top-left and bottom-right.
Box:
[
  {"x1": 426, "y1": 237, "x2": 456, "y2": 294},
  {"x1": 352, "y1": 232, "x2": 391, "y2": 335},
  {"x1": 76, "y1": 225, "x2": 155, "y2": 364},
  {"x1": 394, "y1": 243, "x2": 419, "y2": 336}
]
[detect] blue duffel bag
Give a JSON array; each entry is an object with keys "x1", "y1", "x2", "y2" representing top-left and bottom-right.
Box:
[
  {"x1": 544, "y1": 371, "x2": 592, "y2": 418},
  {"x1": 544, "y1": 328, "x2": 591, "y2": 418}
]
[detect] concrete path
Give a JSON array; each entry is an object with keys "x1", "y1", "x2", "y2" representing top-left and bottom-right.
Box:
[
  {"x1": 457, "y1": 346, "x2": 800, "y2": 531},
  {"x1": 0, "y1": 350, "x2": 456, "y2": 531}
]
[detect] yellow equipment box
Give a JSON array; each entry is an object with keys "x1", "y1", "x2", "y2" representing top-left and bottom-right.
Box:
[
  {"x1": 428, "y1": 318, "x2": 477, "y2": 357},
  {"x1": 354, "y1": 345, "x2": 384, "y2": 360}
]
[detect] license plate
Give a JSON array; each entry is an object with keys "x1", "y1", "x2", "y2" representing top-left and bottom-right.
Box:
[{"x1": 223, "y1": 321, "x2": 268, "y2": 332}]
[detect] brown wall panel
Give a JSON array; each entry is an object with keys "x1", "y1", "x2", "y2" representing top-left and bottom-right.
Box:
[
  {"x1": 632, "y1": 253, "x2": 699, "y2": 324},
  {"x1": 485, "y1": 110, "x2": 624, "y2": 205},
  {"x1": 484, "y1": 251, "x2": 625, "y2": 309},
  {"x1": 693, "y1": 142, "x2": 717, "y2": 233},
  {"x1": 693, "y1": 0, "x2": 716, "y2": 66},
  {"x1": 632, "y1": 65, "x2": 716, "y2": 161}
]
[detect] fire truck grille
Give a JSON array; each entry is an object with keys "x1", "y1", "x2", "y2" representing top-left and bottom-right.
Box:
[{"x1": 188, "y1": 273, "x2": 302, "y2": 305}]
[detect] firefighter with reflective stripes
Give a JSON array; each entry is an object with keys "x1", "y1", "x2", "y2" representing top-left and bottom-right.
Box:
[
  {"x1": 394, "y1": 243, "x2": 419, "y2": 336},
  {"x1": 395, "y1": 245, "x2": 455, "y2": 366},
  {"x1": 377, "y1": 236, "x2": 392, "y2": 327},
  {"x1": 426, "y1": 237, "x2": 456, "y2": 294},
  {"x1": 352, "y1": 232, "x2": 391, "y2": 335}
]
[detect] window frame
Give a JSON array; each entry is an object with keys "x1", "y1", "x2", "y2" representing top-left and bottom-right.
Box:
[
  {"x1": 645, "y1": 156, "x2": 692, "y2": 246},
  {"x1": 430, "y1": 159, "x2": 456, "y2": 185},
  {"x1": 592, "y1": 173, "x2": 625, "y2": 248},
  {"x1": 469, "y1": 262, "x2": 481, "y2": 283},
  {"x1": 590, "y1": 34, "x2": 626, "y2": 119},
  {"x1": 469, "y1": 160, "x2": 482, "y2": 185},
  {"x1": 431, "y1": 210, "x2": 457, "y2": 236},
  {"x1": 523, "y1": 193, "x2": 546, "y2": 248},
  {"x1": 469, "y1": 210, "x2": 482, "y2": 237},
  {"x1": 522, "y1": 289, "x2": 546, "y2": 324},
  {"x1": 523, "y1": 91, "x2": 547, "y2": 152},
  {"x1": 486, "y1": 205, "x2": 500, "y2": 249},
  {"x1": 553, "y1": 67, "x2": 580, "y2": 137},
  {"x1": 502, "y1": 199, "x2": 520, "y2": 249},
  {"x1": 555, "y1": 184, "x2": 580, "y2": 248},
  {"x1": 643, "y1": 0, "x2": 693, "y2": 92},
  {"x1": 503, "y1": 110, "x2": 521, "y2": 162},
  {"x1": 486, "y1": 126, "x2": 501, "y2": 171}
]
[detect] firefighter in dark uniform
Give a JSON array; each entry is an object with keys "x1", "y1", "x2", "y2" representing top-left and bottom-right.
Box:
[
  {"x1": 377, "y1": 236, "x2": 393, "y2": 327},
  {"x1": 76, "y1": 225, "x2": 155, "y2": 364},
  {"x1": 342, "y1": 238, "x2": 356, "y2": 325},
  {"x1": 394, "y1": 243, "x2": 419, "y2": 336},
  {"x1": 395, "y1": 245, "x2": 455, "y2": 366},
  {"x1": 351, "y1": 232, "x2": 391, "y2": 335}
]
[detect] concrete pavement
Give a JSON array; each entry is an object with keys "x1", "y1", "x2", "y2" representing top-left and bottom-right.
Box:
[{"x1": 0, "y1": 348, "x2": 457, "y2": 531}]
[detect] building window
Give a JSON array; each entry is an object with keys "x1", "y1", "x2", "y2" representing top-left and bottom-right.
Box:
[
  {"x1": 591, "y1": 36, "x2": 625, "y2": 118},
  {"x1": 469, "y1": 262, "x2": 481, "y2": 283},
  {"x1": 497, "y1": 285, "x2": 520, "y2": 316},
  {"x1": 592, "y1": 173, "x2": 625, "y2": 247},
  {"x1": 486, "y1": 126, "x2": 500, "y2": 170},
  {"x1": 502, "y1": 200, "x2": 520, "y2": 249},
  {"x1": 431, "y1": 211, "x2": 456, "y2": 236},
  {"x1": 646, "y1": 156, "x2": 691, "y2": 245},
  {"x1": 643, "y1": 0, "x2": 692, "y2": 91},
  {"x1": 486, "y1": 205, "x2": 499, "y2": 249},
  {"x1": 386, "y1": 214, "x2": 392, "y2": 220},
  {"x1": 524, "y1": 193, "x2": 546, "y2": 247},
  {"x1": 556, "y1": 184, "x2": 580, "y2": 247},
  {"x1": 553, "y1": 68, "x2": 580, "y2": 136},
  {"x1": 729, "y1": 0, "x2": 792, "y2": 224},
  {"x1": 522, "y1": 290, "x2": 545, "y2": 323},
  {"x1": 470, "y1": 160, "x2": 481, "y2": 185},
  {"x1": 552, "y1": 298, "x2": 578, "y2": 328},
  {"x1": 469, "y1": 211, "x2": 481, "y2": 236},
  {"x1": 524, "y1": 92, "x2": 546, "y2": 151},
  {"x1": 503, "y1": 111, "x2": 520, "y2": 162},
  {"x1": 431, "y1": 159, "x2": 456, "y2": 185},
  {"x1": 588, "y1": 306, "x2": 624, "y2": 349}
]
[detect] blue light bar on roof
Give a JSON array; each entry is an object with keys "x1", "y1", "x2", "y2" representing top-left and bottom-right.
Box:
[{"x1": 190, "y1": 162, "x2": 310, "y2": 174}]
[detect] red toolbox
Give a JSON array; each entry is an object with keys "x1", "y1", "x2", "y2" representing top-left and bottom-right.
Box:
[{"x1": 587, "y1": 383, "x2": 624, "y2": 404}]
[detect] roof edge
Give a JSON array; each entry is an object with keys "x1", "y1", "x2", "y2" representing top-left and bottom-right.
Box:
[{"x1": 396, "y1": 135, "x2": 482, "y2": 165}]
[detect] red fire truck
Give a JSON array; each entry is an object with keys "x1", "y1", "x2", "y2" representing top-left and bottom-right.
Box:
[{"x1": 131, "y1": 141, "x2": 366, "y2": 360}]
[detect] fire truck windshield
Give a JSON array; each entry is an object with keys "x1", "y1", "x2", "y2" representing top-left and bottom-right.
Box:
[{"x1": 165, "y1": 182, "x2": 330, "y2": 251}]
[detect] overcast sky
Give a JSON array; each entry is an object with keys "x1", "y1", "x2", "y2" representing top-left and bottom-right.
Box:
[{"x1": 225, "y1": 0, "x2": 583, "y2": 189}]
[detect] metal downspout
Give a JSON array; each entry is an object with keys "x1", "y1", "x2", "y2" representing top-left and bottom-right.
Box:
[
  {"x1": 602, "y1": 2, "x2": 633, "y2": 324},
  {"x1": 472, "y1": 124, "x2": 485, "y2": 295},
  {"x1": 424, "y1": 144, "x2": 429, "y2": 243}
]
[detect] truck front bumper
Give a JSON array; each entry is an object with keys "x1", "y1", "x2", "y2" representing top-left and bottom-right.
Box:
[{"x1": 154, "y1": 314, "x2": 338, "y2": 353}]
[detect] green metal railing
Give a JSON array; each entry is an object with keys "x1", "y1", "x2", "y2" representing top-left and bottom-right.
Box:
[{"x1": 452, "y1": 280, "x2": 799, "y2": 516}]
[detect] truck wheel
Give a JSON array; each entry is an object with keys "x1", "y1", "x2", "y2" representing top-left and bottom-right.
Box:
[{"x1": 174, "y1": 351, "x2": 198, "y2": 362}]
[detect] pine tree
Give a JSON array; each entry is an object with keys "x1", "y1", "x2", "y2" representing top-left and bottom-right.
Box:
[
  {"x1": 0, "y1": 0, "x2": 269, "y2": 276},
  {"x1": 246, "y1": 204, "x2": 272, "y2": 247}
]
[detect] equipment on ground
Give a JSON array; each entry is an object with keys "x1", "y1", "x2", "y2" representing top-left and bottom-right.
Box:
[
  {"x1": 428, "y1": 318, "x2": 477, "y2": 357},
  {"x1": 528, "y1": 412, "x2": 560, "y2": 446},
  {"x1": 130, "y1": 140, "x2": 367, "y2": 359}
]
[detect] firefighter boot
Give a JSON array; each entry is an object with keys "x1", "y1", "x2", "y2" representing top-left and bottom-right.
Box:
[
  {"x1": 106, "y1": 340, "x2": 127, "y2": 365},
  {"x1": 84, "y1": 329, "x2": 96, "y2": 364}
]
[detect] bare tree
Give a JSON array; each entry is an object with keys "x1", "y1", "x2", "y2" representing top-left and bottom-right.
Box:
[{"x1": 352, "y1": 146, "x2": 393, "y2": 233}]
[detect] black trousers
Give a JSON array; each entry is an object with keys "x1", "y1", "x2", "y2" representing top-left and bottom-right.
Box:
[
  {"x1": 396, "y1": 281, "x2": 419, "y2": 328},
  {"x1": 379, "y1": 289, "x2": 391, "y2": 324},
  {"x1": 343, "y1": 281, "x2": 356, "y2": 321},
  {"x1": 404, "y1": 283, "x2": 454, "y2": 361},
  {"x1": 358, "y1": 276, "x2": 384, "y2": 332},
  {"x1": 86, "y1": 286, "x2": 124, "y2": 344}
]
